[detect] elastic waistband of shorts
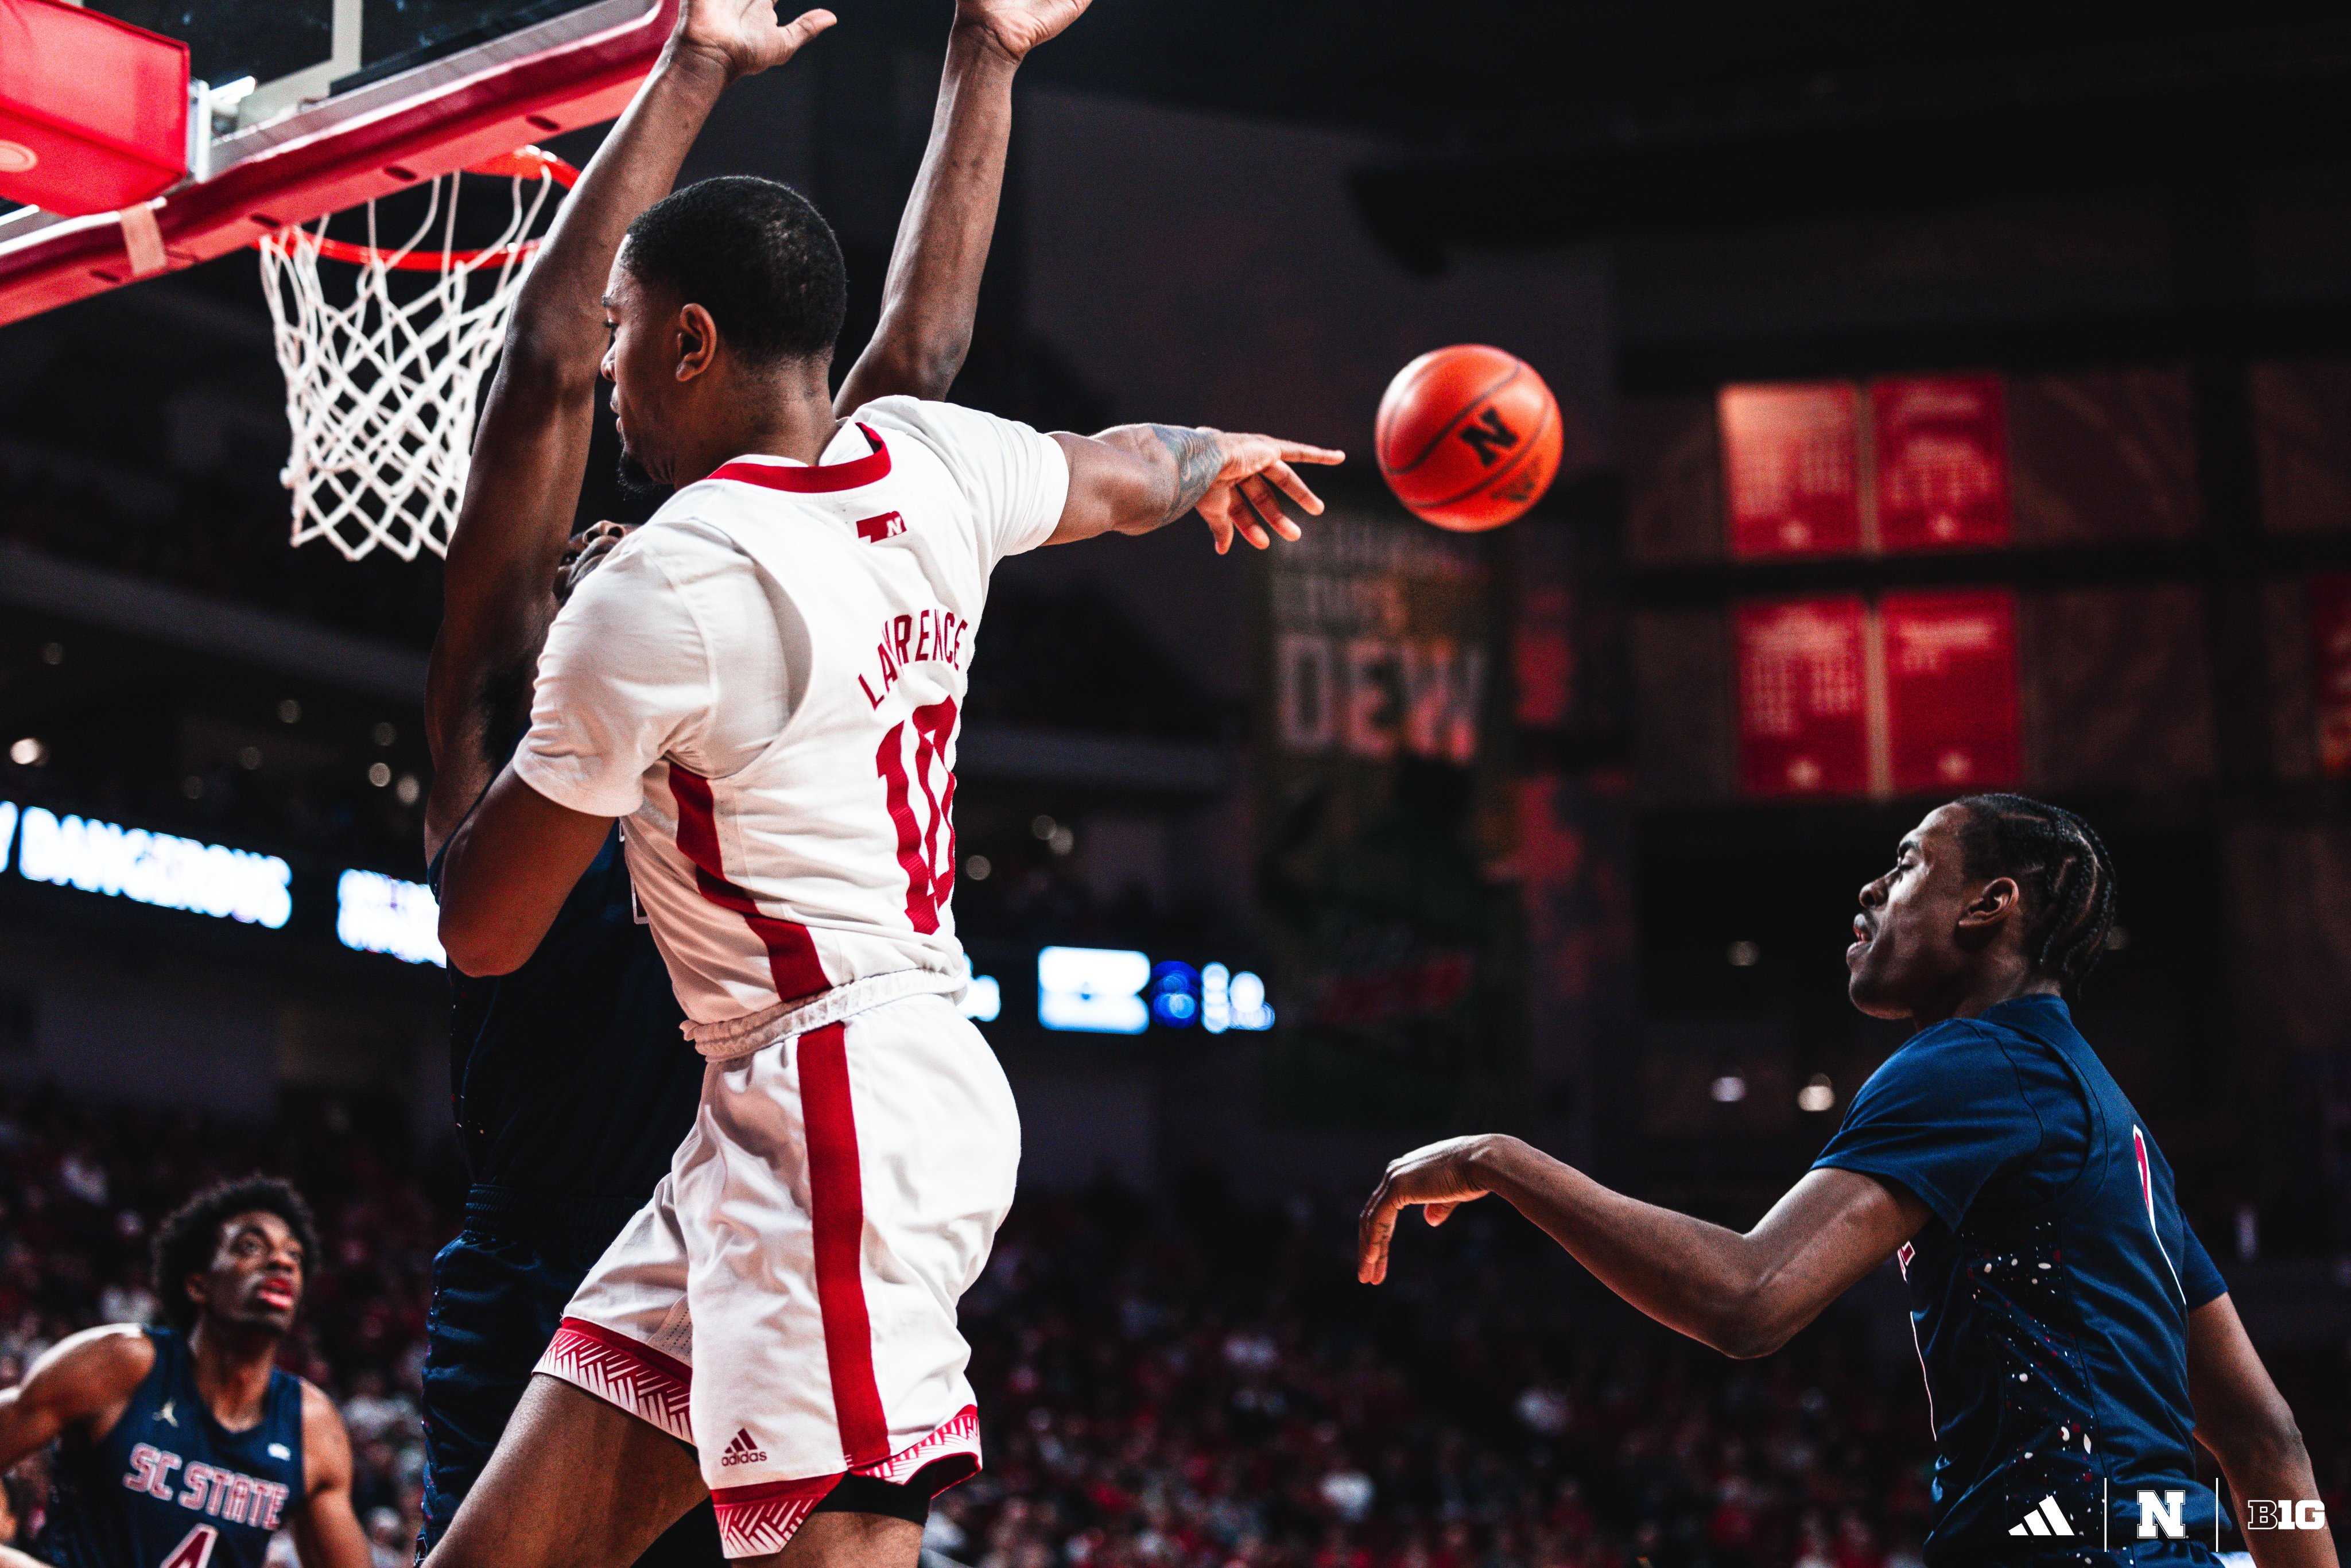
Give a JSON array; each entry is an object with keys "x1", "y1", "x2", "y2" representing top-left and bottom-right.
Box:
[
  {"x1": 685, "y1": 967, "x2": 962, "y2": 1061},
  {"x1": 462, "y1": 1183, "x2": 650, "y2": 1241}
]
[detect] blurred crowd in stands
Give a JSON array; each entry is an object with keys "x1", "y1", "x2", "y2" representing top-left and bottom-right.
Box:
[
  {"x1": 0, "y1": 1082, "x2": 1942, "y2": 1568},
  {"x1": 11, "y1": 1082, "x2": 2345, "y2": 1568}
]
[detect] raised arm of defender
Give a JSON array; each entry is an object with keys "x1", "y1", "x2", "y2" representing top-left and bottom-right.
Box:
[
  {"x1": 423, "y1": 0, "x2": 837, "y2": 857},
  {"x1": 426, "y1": 0, "x2": 1087, "y2": 859},
  {"x1": 1049, "y1": 425, "x2": 1345, "y2": 553}
]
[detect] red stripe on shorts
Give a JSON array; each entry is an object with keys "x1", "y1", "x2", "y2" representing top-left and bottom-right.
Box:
[
  {"x1": 669, "y1": 763, "x2": 830, "y2": 1003},
  {"x1": 798, "y1": 1021, "x2": 891, "y2": 1468}
]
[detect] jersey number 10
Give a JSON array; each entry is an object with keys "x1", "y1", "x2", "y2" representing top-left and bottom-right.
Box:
[{"x1": 878, "y1": 697, "x2": 959, "y2": 934}]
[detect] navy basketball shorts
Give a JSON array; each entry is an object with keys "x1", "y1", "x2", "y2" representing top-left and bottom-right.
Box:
[{"x1": 417, "y1": 1187, "x2": 724, "y2": 1567}]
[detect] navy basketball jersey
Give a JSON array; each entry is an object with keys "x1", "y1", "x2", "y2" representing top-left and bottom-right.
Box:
[
  {"x1": 1814, "y1": 995, "x2": 2228, "y2": 1565},
  {"x1": 431, "y1": 824, "x2": 700, "y2": 1205},
  {"x1": 37, "y1": 1328, "x2": 306, "y2": 1568}
]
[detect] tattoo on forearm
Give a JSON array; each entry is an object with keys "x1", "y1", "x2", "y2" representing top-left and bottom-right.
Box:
[{"x1": 1149, "y1": 425, "x2": 1223, "y2": 525}]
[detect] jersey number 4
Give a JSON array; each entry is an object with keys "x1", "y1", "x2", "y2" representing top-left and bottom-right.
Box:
[
  {"x1": 878, "y1": 697, "x2": 959, "y2": 934},
  {"x1": 161, "y1": 1524, "x2": 219, "y2": 1568}
]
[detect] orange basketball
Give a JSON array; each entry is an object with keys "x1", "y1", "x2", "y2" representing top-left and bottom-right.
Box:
[{"x1": 1375, "y1": 344, "x2": 1562, "y2": 531}]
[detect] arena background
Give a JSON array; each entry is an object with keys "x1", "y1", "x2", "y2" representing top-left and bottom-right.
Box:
[{"x1": 2, "y1": 5, "x2": 2349, "y2": 1565}]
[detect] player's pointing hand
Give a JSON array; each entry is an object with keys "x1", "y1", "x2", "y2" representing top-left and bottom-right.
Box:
[
  {"x1": 1357, "y1": 1135, "x2": 1506, "y2": 1285},
  {"x1": 674, "y1": 0, "x2": 837, "y2": 83},
  {"x1": 1198, "y1": 433, "x2": 1345, "y2": 554}
]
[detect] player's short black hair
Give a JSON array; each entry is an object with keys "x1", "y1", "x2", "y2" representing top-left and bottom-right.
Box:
[
  {"x1": 1952, "y1": 793, "x2": 2117, "y2": 989},
  {"x1": 150, "y1": 1175, "x2": 320, "y2": 1331},
  {"x1": 619, "y1": 175, "x2": 847, "y2": 367}
]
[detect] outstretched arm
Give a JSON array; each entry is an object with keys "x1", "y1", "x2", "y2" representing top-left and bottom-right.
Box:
[
  {"x1": 2189, "y1": 1295, "x2": 2338, "y2": 1567},
  {"x1": 1357, "y1": 1135, "x2": 1926, "y2": 1359},
  {"x1": 834, "y1": 0, "x2": 1089, "y2": 413},
  {"x1": 423, "y1": 0, "x2": 836, "y2": 860},
  {"x1": 1050, "y1": 426, "x2": 1345, "y2": 553}
]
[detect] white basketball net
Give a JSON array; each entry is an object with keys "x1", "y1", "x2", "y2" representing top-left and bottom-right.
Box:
[{"x1": 258, "y1": 159, "x2": 566, "y2": 561}]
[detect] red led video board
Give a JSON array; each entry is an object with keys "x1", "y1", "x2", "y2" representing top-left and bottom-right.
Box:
[
  {"x1": 1880, "y1": 589, "x2": 2020, "y2": 794},
  {"x1": 1735, "y1": 597, "x2": 1872, "y2": 797},
  {"x1": 1871, "y1": 374, "x2": 2012, "y2": 552},
  {"x1": 1720, "y1": 383, "x2": 1863, "y2": 558}
]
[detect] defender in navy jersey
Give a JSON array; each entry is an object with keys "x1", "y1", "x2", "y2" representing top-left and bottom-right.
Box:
[
  {"x1": 414, "y1": 0, "x2": 1093, "y2": 1560},
  {"x1": 1361, "y1": 795, "x2": 2336, "y2": 1567},
  {"x1": 0, "y1": 1178, "x2": 369, "y2": 1568}
]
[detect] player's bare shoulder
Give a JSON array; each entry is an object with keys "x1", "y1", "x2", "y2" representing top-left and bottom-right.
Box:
[
  {"x1": 15, "y1": 1322, "x2": 157, "y2": 1434},
  {"x1": 34, "y1": 1322, "x2": 157, "y2": 1388}
]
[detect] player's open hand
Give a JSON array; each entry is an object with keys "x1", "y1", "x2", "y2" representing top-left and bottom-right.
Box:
[
  {"x1": 674, "y1": 0, "x2": 836, "y2": 82},
  {"x1": 953, "y1": 0, "x2": 1092, "y2": 62},
  {"x1": 1357, "y1": 1135, "x2": 1507, "y2": 1285},
  {"x1": 556, "y1": 521, "x2": 634, "y2": 606},
  {"x1": 1200, "y1": 432, "x2": 1345, "y2": 554}
]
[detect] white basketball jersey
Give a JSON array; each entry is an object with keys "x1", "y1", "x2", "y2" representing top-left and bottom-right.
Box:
[{"x1": 515, "y1": 397, "x2": 1069, "y2": 1053}]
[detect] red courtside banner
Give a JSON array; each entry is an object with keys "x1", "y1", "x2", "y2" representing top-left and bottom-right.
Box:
[
  {"x1": 1719, "y1": 383, "x2": 1863, "y2": 558},
  {"x1": 1880, "y1": 589, "x2": 2021, "y2": 795},
  {"x1": 1871, "y1": 374, "x2": 2011, "y2": 552},
  {"x1": 2311, "y1": 573, "x2": 2351, "y2": 778},
  {"x1": 1735, "y1": 597, "x2": 1872, "y2": 797}
]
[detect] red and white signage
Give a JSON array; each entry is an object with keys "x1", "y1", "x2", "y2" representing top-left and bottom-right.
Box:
[
  {"x1": 1871, "y1": 375, "x2": 2011, "y2": 552},
  {"x1": 1735, "y1": 597, "x2": 1872, "y2": 797},
  {"x1": 1720, "y1": 383, "x2": 1863, "y2": 558},
  {"x1": 1734, "y1": 591, "x2": 2021, "y2": 799},
  {"x1": 2311, "y1": 574, "x2": 2351, "y2": 778},
  {"x1": 1880, "y1": 589, "x2": 2020, "y2": 794}
]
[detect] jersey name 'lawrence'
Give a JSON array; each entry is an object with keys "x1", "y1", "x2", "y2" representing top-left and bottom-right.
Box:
[{"x1": 860, "y1": 606, "x2": 969, "y2": 709}]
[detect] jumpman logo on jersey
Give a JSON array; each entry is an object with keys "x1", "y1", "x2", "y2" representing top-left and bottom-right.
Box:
[{"x1": 157, "y1": 1400, "x2": 177, "y2": 1427}]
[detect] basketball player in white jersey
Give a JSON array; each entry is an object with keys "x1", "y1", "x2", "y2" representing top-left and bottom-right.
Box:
[{"x1": 426, "y1": 5, "x2": 1340, "y2": 1567}]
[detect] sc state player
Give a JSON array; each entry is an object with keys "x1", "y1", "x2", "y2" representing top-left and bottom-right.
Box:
[
  {"x1": 415, "y1": 0, "x2": 1089, "y2": 1558},
  {"x1": 1361, "y1": 796, "x2": 2336, "y2": 1568},
  {"x1": 426, "y1": 7, "x2": 1339, "y2": 1561},
  {"x1": 0, "y1": 1178, "x2": 370, "y2": 1568}
]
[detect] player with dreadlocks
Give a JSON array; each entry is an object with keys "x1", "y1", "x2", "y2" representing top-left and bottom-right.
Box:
[
  {"x1": 1360, "y1": 795, "x2": 2336, "y2": 1567},
  {"x1": 0, "y1": 1176, "x2": 370, "y2": 1568}
]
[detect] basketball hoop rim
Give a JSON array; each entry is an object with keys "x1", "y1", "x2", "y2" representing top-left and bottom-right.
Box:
[{"x1": 258, "y1": 147, "x2": 580, "y2": 272}]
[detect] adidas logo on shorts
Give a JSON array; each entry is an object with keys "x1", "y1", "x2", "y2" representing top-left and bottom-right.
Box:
[
  {"x1": 2009, "y1": 1496, "x2": 2074, "y2": 1537},
  {"x1": 720, "y1": 1428, "x2": 769, "y2": 1468}
]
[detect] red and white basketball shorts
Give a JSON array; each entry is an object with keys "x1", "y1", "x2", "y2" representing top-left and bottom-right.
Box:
[{"x1": 535, "y1": 992, "x2": 1019, "y2": 1558}]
